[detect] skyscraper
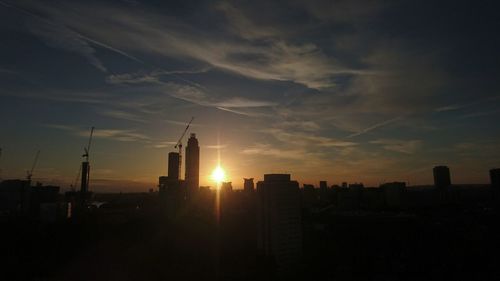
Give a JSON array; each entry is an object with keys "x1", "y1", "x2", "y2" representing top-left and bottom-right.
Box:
[
  {"x1": 256, "y1": 174, "x2": 302, "y2": 273},
  {"x1": 244, "y1": 178, "x2": 254, "y2": 192},
  {"x1": 168, "y1": 152, "x2": 180, "y2": 180},
  {"x1": 319, "y1": 181, "x2": 327, "y2": 190},
  {"x1": 185, "y1": 133, "x2": 200, "y2": 193},
  {"x1": 433, "y1": 166, "x2": 451, "y2": 189}
]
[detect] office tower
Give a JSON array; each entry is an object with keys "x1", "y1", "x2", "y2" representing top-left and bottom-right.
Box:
[
  {"x1": 490, "y1": 168, "x2": 500, "y2": 189},
  {"x1": 319, "y1": 181, "x2": 327, "y2": 190},
  {"x1": 185, "y1": 133, "x2": 200, "y2": 193},
  {"x1": 380, "y1": 182, "x2": 406, "y2": 208},
  {"x1": 257, "y1": 174, "x2": 302, "y2": 272},
  {"x1": 221, "y1": 182, "x2": 233, "y2": 193},
  {"x1": 80, "y1": 161, "x2": 89, "y2": 199},
  {"x1": 168, "y1": 152, "x2": 180, "y2": 180},
  {"x1": 433, "y1": 166, "x2": 451, "y2": 189},
  {"x1": 244, "y1": 178, "x2": 254, "y2": 192}
]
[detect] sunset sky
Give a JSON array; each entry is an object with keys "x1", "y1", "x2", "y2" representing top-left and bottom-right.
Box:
[{"x1": 1, "y1": 0, "x2": 499, "y2": 191}]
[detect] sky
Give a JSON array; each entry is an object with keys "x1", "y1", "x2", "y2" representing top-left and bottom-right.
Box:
[{"x1": 0, "y1": 0, "x2": 499, "y2": 191}]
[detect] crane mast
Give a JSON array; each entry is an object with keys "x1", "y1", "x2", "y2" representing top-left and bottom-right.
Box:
[
  {"x1": 26, "y1": 150, "x2": 40, "y2": 182},
  {"x1": 80, "y1": 126, "x2": 94, "y2": 202},
  {"x1": 174, "y1": 117, "x2": 194, "y2": 179}
]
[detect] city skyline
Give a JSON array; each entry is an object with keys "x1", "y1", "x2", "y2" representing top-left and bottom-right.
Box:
[{"x1": 1, "y1": 0, "x2": 500, "y2": 191}]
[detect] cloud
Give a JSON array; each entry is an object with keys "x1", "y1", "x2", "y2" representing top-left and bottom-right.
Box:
[
  {"x1": 264, "y1": 128, "x2": 357, "y2": 148},
  {"x1": 434, "y1": 105, "x2": 462, "y2": 112},
  {"x1": 21, "y1": 1, "x2": 369, "y2": 90},
  {"x1": 151, "y1": 141, "x2": 177, "y2": 149},
  {"x1": 2, "y1": 1, "x2": 142, "y2": 72},
  {"x1": 241, "y1": 143, "x2": 311, "y2": 160},
  {"x1": 370, "y1": 139, "x2": 422, "y2": 154},
  {"x1": 99, "y1": 110, "x2": 147, "y2": 123},
  {"x1": 28, "y1": 20, "x2": 108, "y2": 72},
  {"x1": 204, "y1": 144, "x2": 227, "y2": 149},
  {"x1": 347, "y1": 116, "x2": 404, "y2": 138},
  {"x1": 45, "y1": 124, "x2": 151, "y2": 142}
]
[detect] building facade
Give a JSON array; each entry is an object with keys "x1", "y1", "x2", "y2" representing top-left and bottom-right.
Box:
[
  {"x1": 185, "y1": 133, "x2": 200, "y2": 194},
  {"x1": 256, "y1": 174, "x2": 302, "y2": 273}
]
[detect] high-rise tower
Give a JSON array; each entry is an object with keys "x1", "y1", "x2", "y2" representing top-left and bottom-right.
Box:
[
  {"x1": 257, "y1": 174, "x2": 302, "y2": 273},
  {"x1": 433, "y1": 166, "x2": 451, "y2": 189},
  {"x1": 185, "y1": 133, "x2": 200, "y2": 193},
  {"x1": 168, "y1": 152, "x2": 180, "y2": 180}
]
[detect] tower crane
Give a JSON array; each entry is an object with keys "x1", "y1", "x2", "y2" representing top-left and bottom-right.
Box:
[
  {"x1": 26, "y1": 149, "x2": 40, "y2": 182},
  {"x1": 174, "y1": 117, "x2": 194, "y2": 179},
  {"x1": 80, "y1": 126, "x2": 94, "y2": 197},
  {"x1": 82, "y1": 126, "x2": 95, "y2": 162}
]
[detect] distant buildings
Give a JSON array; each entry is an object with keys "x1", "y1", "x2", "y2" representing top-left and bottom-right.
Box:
[
  {"x1": 490, "y1": 168, "x2": 500, "y2": 189},
  {"x1": 380, "y1": 182, "x2": 406, "y2": 208},
  {"x1": 0, "y1": 180, "x2": 66, "y2": 221},
  {"x1": 158, "y1": 134, "x2": 200, "y2": 199},
  {"x1": 244, "y1": 178, "x2": 254, "y2": 192},
  {"x1": 319, "y1": 181, "x2": 327, "y2": 190},
  {"x1": 257, "y1": 174, "x2": 302, "y2": 273},
  {"x1": 221, "y1": 182, "x2": 233, "y2": 193},
  {"x1": 185, "y1": 133, "x2": 200, "y2": 194},
  {"x1": 433, "y1": 166, "x2": 451, "y2": 189}
]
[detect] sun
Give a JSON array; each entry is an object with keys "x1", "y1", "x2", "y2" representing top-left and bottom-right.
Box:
[{"x1": 211, "y1": 166, "x2": 226, "y2": 184}]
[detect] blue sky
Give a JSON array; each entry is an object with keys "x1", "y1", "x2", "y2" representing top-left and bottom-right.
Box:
[{"x1": 1, "y1": 0, "x2": 499, "y2": 191}]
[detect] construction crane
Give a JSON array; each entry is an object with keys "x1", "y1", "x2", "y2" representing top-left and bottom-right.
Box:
[
  {"x1": 70, "y1": 164, "x2": 81, "y2": 190},
  {"x1": 26, "y1": 149, "x2": 40, "y2": 181},
  {"x1": 82, "y1": 126, "x2": 95, "y2": 162},
  {"x1": 174, "y1": 117, "x2": 194, "y2": 179},
  {"x1": 80, "y1": 126, "x2": 94, "y2": 195}
]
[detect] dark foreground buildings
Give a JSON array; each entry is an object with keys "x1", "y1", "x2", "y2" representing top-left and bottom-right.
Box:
[
  {"x1": 2, "y1": 163, "x2": 500, "y2": 281},
  {"x1": 257, "y1": 174, "x2": 302, "y2": 274}
]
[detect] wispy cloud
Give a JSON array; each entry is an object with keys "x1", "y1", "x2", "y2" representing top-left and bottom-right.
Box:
[
  {"x1": 19, "y1": 1, "x2": 371, "y2": 90},
  {"x1": 98, "y1": 110, "x2": 147, "y2": 123},
  {"x1": 204, "y1": 144, "x2": 227, "y2": 149},
  {"x1": 2, "y1": 1, "x2": 141, "y2": 72},
  {"x1": 434, "y1": 105, "x2": 462, "y2": 112},
  {"x1": 347, "y1": 116, "x2": 404, "y2": 138},
  {"x1": 241, "y1": 143, "x2": 312, "y2": 160},
  {"x1": 370, "y1": 139, "x2": 422, "y2": 154},
  {"x1": 264, "y1": 128, "x2": 357, "y2": 148},
  {"x1": 45, "y1": 124, "x2": 151, "y2": 142}
]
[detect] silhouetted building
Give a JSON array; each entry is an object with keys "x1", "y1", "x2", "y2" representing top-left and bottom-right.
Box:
[
  {"x1": 221, "y1": 182, "x2": 233, "y2": 193},
  {"x1": 303, "y1": 184, "x2": 314, "y2": 190},
  {"x1": 0, "y1": 179, "x2": 31, "y2": 215},
  {"x1": 257, "y1": 174, "x2": 302, "y2": 274},
  {"x1": 80, "y1": 161, "x2": 90, "y2": 205},
  {"x1": 490, "y1": 168, "x2": 500, "y2": 189},
  {"x1": 185, "y1": 133, "x2": 200, "y2": 193},
  {"x1": 244, "y1": 178, "x2": 254, "y2": 192},
  {"x1": 168, "y1": 152, "x2": 180, "y2": 180},
  {"x1": 319, "y1": 181, "x2": 327, "y2": 190},
  {"x1": 349, "y1": 183, "x2": 364, "y2": 190},
  {"x1": 0, "y1": 180, "x2": 65, "y2": 220},
  {"x1": 380, "y1": 182, "x2": 406, "y2": 208},
  {"x1": 433, "y1": 166, "x2": 451, "y2": 189}
]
